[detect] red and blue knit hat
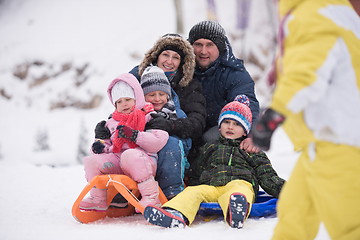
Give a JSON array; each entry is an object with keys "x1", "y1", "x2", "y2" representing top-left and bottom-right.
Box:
[{"x1": 218, "y1": 95, "x2": 252, "y2": 134}]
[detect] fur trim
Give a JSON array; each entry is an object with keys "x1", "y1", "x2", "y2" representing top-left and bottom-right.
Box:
[{"x1": 138, "y1": 35, "x2": 195, "y2": 87}]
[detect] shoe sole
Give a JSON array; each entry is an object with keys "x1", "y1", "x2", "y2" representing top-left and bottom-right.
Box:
[
  {"x1": 144, "y1": 206, "x2": 185, "y2": 228},
  {"x1": 79, "y1": 206, "x2": 108, "y2": 212},
  {"x1": 229, "y1": 193, "x2": 248, "y2": 229},
  {"x1": 109, "y1": 203, "x2": 129, "y2": 208}
]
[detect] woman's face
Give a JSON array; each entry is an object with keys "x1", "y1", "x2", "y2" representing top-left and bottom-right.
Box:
[{"x1": 156, "y1": 50, "x2": 181, "y2": 72}]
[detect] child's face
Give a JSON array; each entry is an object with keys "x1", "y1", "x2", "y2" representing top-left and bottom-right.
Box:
[
  {"x1": 144, "y1": 91, "x2": 168, "y2": 111},
  {"x1": 156, "y1": 50, "x2": 181, "y2": 72},
  {"x1": 115, "y1": 97, "x2": 136, "y2": 114},
  {"x1": 219, "y1": 119, "x2": 246, "y2": 139}
]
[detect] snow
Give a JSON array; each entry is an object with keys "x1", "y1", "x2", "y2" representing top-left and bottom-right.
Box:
[{"x1": 0, "y1": 0, "x2": 330, "y2": 239}]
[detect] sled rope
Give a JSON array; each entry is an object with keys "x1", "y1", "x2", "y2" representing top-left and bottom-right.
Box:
[{"x1": 106, "y1": 175, "x2": 140, "y2": 202}]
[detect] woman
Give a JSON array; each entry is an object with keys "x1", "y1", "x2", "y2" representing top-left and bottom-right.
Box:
[{"x1": 129, "y1": 34, "x2": 207, "y2": 198}]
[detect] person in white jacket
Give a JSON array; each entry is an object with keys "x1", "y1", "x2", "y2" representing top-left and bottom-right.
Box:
[{"x1": 251, "y1": 0, "x2": 360, "y2": 239}]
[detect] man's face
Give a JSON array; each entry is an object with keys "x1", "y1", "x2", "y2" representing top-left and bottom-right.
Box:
[{"x1": 192, "y1": 38, "x2": 220, "y2": 69}]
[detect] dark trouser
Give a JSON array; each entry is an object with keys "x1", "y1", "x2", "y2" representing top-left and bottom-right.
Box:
[{"x1": 156, "y1": 136, "x2": 190, "y2": 199}]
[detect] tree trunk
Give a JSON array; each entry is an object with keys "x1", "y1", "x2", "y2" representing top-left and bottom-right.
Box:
[{"x1": 174, "y1": 0, "x2": 184, "y2": 34}]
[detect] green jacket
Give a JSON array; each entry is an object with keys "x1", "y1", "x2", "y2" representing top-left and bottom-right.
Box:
[{"x1": 188, "y1": 136, "x2": 285, "y2": 198}]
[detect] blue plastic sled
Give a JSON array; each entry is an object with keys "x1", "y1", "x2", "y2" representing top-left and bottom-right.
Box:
[{"x1": 198, "y1": 191, "x2": 278, "y2": 218}]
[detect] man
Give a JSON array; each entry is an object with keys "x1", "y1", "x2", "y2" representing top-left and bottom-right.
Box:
[
  {"x1": 252, "y1": 0, "x2": 360, "y2": 239},
  {"x1": 187, "y1": 20, "x2": 260, "y2": 153}
]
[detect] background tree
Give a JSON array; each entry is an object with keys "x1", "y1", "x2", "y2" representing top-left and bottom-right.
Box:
[{"x1": 174, "y1": 0, "x2": 184, "y2": 33}]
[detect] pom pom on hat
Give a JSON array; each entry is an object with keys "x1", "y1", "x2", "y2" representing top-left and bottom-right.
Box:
[
  {"x1": 188, "y1": 20, "x2": 227, "y2": 53},
  {"x1": 111, "y1": 81, "x2": 135, "y2": 105},
  {"x1": 234, "y1": 94, "x2": 250, "y2": 107},
  {"x1": 218, "y1": 94, "x2": 252, "y2": 134},
  {"x1": 141, "y1": 66, "x2": 171, "y2": 97}
]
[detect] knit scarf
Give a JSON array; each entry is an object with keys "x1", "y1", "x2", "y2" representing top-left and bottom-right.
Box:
[
  {"x1": 111, "y1": 107, "x2": 146, "y2": 153},
  {"x1": 165, "y1": 71, "x2": 177, "y2": 82}
]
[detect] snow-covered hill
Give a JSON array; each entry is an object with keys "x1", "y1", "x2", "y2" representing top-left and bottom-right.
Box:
[{"x1": 0, "y1": 0, "x2": 329, "y2": 239}]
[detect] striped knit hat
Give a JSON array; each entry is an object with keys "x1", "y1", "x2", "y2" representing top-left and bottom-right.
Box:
[
  {"x1": 188, "y1": 20, "x2": 226, "y2": 53},
  {"x1": 218, "y1": 95, "x2": 252, "y2": 134},
  {"x1": 140, "y1": 66, "x2": 171, "y2": 97}
]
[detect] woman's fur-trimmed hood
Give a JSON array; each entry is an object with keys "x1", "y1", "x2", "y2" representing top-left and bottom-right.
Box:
[{"x1": 138, "y1": 34, "x2": 195, "y2": 88}]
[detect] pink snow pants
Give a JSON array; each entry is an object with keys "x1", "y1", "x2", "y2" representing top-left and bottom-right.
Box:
[{"x1": 83, "y1": 148, "x2": 157, "y2": 183}]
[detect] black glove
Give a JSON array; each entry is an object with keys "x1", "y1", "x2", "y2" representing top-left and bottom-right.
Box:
[
  {"x1": 251, "y1": 108, "x2": 285, "y2": 151},
  {"x1": 145, "y1": 113, "x2": 174, "y2": 133},
  {"x1": 92, "y1": 140, "x2": 105, "y2": 154},
  {"x1": 94, "y1": 120, "x2": 111, "y2": 139},
  {"x1": 116, "y1": 125, "x2": 139, "y2": 142},
  {"x1": 151, "y1": 111, "x2": 171, "y2": 120}
]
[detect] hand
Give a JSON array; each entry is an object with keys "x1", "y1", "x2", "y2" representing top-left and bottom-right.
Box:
[
  {"x1": 94, "y1": 120, "x2": 111, "y2": 139},
  {"x1": 116, "y1": 125, "x2": 139, "y2": 142},
  {"x1": 145, "y1": 115, "x2": 173, "y2": 133},
  {"x1": 92, "y1": 140, "x2": 105, "y2": 154},
  {"x1": 162, "y1": 102, "x2": 176, "y2": 113},
  {"x1": 240, "y1": 137, "x2": 260, "y2": 153},
  {"x1": 251, "y1": 108, "x2": 285, "y2": 151},
  {"x1": 142, "y1": 103, "x2": 154, "y2": 114},
  {"x1": 151, "y1": 111, "x2": 170, "y2": 120}
]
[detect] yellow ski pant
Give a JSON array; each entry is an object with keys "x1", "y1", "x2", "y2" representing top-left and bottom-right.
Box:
[
  {"x1": 272, "y1": 141, "x2": 360, "y2": 240},
  {"x1": 163, "y1": 179, "x2": 254, "y2": 225}
]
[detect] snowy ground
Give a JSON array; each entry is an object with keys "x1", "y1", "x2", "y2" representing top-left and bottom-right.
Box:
[
  {"x1": 0, "y1": 0, "x2": 330, "y2": 239},
  {"x1": 0, "y1": 128, "x2": 330, "y2": 240}
]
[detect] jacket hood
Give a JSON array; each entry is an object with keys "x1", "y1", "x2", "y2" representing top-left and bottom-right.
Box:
[
  {"x1": 107, "y1": 73, "x2": 146, "y2": 110},
  {"x1": 138, "y1": 34, "x2": 195, "y2": 87}
]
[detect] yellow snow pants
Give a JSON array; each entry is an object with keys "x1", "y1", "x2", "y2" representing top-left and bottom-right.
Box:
[
  {"x1": 162, "y1": 179, "x2": 254, "y2": 225},
  {"x1": 272, "y1": 141, "x2": 360, "y2": 240}
]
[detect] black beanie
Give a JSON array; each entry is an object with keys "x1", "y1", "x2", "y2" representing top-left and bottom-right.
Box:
[
  {"x1": 188, "y1": 20, "x2": 226, "y2": 53},
  {"x1": 157, "y1": 34, "x2": 186, "y2": 63},
  {"x1": 160, "y1": 45, "x2": 185, "y2": 60}
]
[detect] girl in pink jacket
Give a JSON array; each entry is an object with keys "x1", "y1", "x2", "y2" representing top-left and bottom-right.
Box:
[{"x1": 80, "y1": 73, "x2": 169, "y2": 212}]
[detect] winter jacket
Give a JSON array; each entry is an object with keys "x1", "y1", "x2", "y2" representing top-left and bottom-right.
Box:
[
  {"x1": 102, "y1": 74, "x2": 169, "y2": 158},
  {"x1": 129, "y1": 34, "x2": 207, "y2": 140},
  {"x1": 188, "y1": 136, "x2": 285, "y2": 198},
  {"x1": 193, "y1": 37, "x2": 259, "y2": 130},
  {"x1": 271, "y1": 0, "x2": 360, "y2": 149}
]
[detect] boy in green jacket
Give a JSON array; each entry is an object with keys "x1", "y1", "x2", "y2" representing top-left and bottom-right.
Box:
[{"x1": 143, "y1": 95, "x2": 285, "y2": 229}]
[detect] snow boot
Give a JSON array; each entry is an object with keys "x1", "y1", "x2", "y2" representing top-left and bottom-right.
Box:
[
  {"x1": 79, "y1": 187, "x2": 107, "y2": 212},
  {"x1": 227, "y1": 193, "x2": 248, "y2": 229},
  {"x1": 144, "y1": 205, "x2": 186, "y2": 228},
  {"x1": 137, "y1": 176, "x2": 161, "y2": 208}
]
